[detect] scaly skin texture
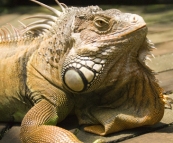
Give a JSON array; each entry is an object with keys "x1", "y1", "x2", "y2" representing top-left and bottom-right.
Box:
[{"x1": 0, "y1": 0, "x2": 172, "y2": 142}]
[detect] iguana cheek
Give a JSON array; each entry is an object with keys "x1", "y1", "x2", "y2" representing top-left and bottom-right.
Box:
[
  {"x1": 64, "y1": 69, "x2": 85, "y2": 92},
  {"x1": 62, "y1": 54, "x2": 107, "y2": 92},
  {"x1": 63, "y1": 67, "x2": 95, "y2": 92}
]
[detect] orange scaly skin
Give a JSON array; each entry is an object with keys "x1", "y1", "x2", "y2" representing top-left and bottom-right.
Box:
[{"x1": 0, "y1": 0, "x2": 172, "y2": 142}]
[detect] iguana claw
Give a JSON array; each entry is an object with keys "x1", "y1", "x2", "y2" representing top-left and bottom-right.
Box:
[{"x1": 163, "y1": 95, "x2": 173, "y2": 109}]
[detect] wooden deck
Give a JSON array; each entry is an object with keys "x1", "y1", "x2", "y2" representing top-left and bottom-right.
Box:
[{"x1": 0, "y1": 4, "x2": 173, "y2": 143}]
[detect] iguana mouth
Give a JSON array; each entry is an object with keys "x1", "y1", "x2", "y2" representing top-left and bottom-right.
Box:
[{"x1": 124, "y1": 25, "x2": 147, "y2": 36}]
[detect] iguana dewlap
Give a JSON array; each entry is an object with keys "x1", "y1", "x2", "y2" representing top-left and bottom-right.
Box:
[{"x1": 0, "y1": 0, "x2": 172, "y2": 142}]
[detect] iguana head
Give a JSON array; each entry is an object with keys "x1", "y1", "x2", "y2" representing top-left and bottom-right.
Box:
[
  {"x1": 61, "y1": 7, "x2": 147, "y2": 93},
  {"x1": 7, "y1": 1, "x2": 149, "y2": 93}
]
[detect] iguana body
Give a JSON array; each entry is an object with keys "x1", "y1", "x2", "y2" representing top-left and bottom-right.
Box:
[{"x1": 0, "y1": 0, "x2": 171, "y2": 142}]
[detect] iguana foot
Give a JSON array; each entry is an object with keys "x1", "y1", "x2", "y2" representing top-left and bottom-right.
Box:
[{"x1": 163, "y1": 95, "x2": 173, "y2": 109}]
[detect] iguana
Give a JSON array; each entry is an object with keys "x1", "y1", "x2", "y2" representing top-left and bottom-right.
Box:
[{"x1": 0, "y1": 0, "x2": 172, "y2": 142}]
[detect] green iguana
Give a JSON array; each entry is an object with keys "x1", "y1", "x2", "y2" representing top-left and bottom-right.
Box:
[{"x1": 0, "y1": 0, "x2": 172, "y2": 142}]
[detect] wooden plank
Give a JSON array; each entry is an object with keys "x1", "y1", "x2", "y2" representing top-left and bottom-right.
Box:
[
  {"x1": 156, "y1": 70, "x2": 173, "y2": 92},
  {"x1": 1, "y1": 125, "x2": 21, "y2": 143},
  {"x1": 148, "y1": 29, "x2": 173, "y2": 44},
  {"x1": 121, "y1": 125, "x2": 173, "y2": 143},
  {"x1": 0, "y1": 14, "x2": 20, "y2": 27},
  {"x1": 0, "y1": 124, "x2": 6, "y2": 140},
  {"x1": 153, "y1": 40, "x2": 173, "y2": 56},
  {"x1": 0, "y1": 124, "x2": 6, "y2": 131},
  {"x1": 147, "y1": 54, "x2": 173, "y2": 73},
  {"x1": 147, "y1": 20, "x2": 173, "y2": 44},
  {"x1": 0, "y1": 123, "x2": 14, "y2": 141}
]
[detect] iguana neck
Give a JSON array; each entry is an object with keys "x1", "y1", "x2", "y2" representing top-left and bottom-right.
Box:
[
  {"x1": 74, "y1": 61, "x2": 164, "y2": 125},
  {"x1": 94, "y1": 37, "x2": 164, "y2": 109},
  {"x1": 101, "y1": 61, "x2": 163, "y2": 105},
  {"x1": 74, "y1": 36, "x2": 163, "y2": 104}
]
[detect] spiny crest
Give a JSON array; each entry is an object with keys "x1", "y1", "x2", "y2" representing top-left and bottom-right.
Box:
[
  {"x1": 0, "y1": 0, "x2": 67, "y2": 43},
  {"x1": 137, "y1": 37, "x2": 156, "y2": 71},
  {"x1": 0, "y1": 24, "x2": 22, "y2": 43}
]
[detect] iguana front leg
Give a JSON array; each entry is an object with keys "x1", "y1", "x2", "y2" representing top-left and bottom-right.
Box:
[{"x1": 20, "y1": 99, "x2": 82, "y2": 143}]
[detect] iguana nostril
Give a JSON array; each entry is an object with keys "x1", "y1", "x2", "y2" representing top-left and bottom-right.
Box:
[
  {"x1": 130, "y1": 14, "x2": 138, "y2": 23},
  {"x1": 133, "y1": 17, "x2": 136, "y2": 21},
  {"x1": 130, "y1": 14, "x2": 146, "y2": 25}
]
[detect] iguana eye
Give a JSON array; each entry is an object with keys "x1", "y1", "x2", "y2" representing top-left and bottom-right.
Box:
[{"x1": 94, "y1": 17, "x2": 109, "y2": 29}]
